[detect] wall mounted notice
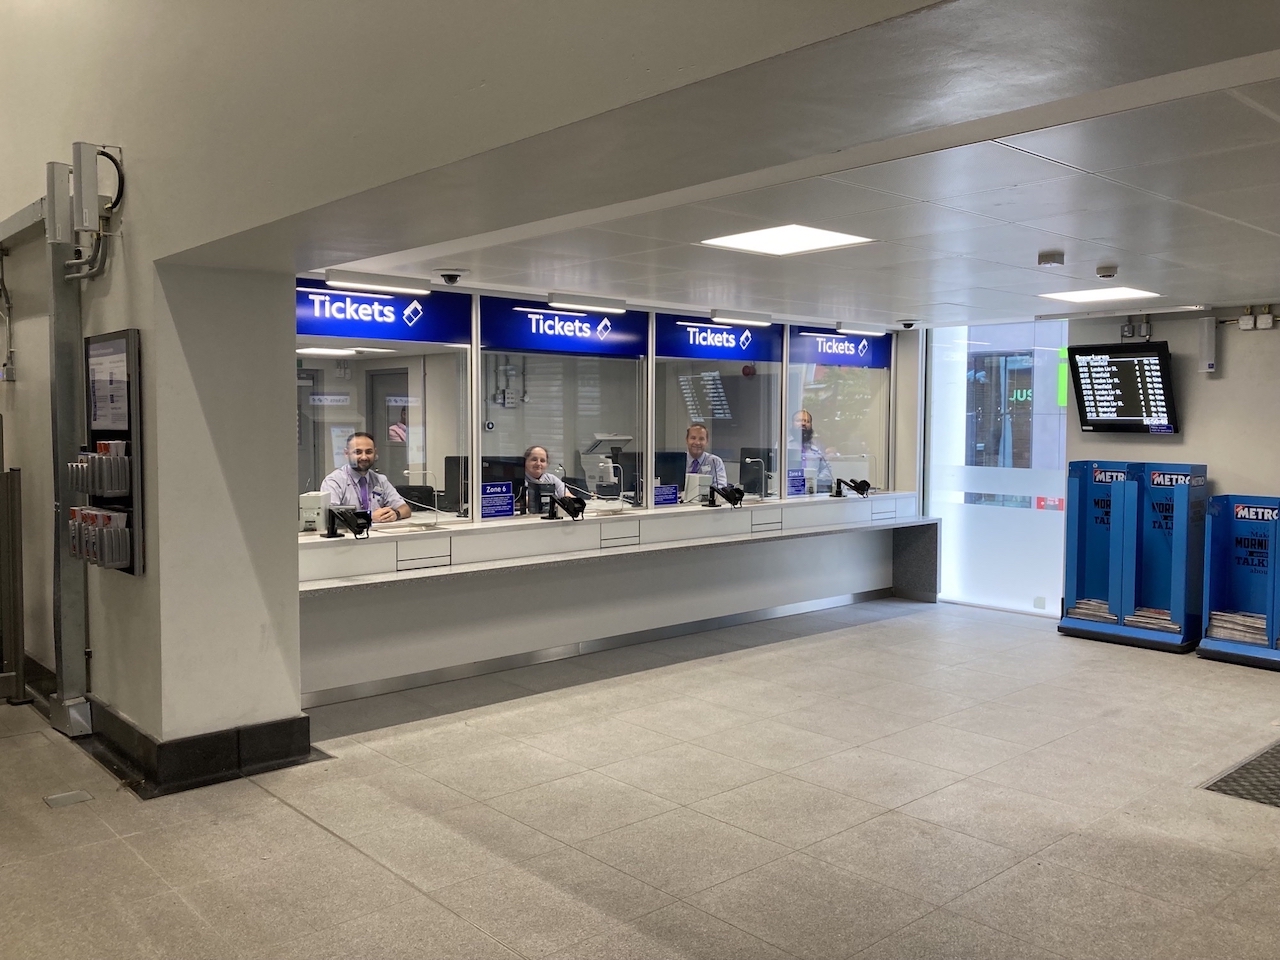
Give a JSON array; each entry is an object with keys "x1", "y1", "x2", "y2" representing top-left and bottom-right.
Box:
[
  {"x1": 654, "y1": 484, "x2": 679, "y2": 506},
  {"x1": 88, "y1": 338, "x2": 129, "y2": 430},
  {"x1": 787, "y1": 468, "x2": 807, "y2": 496},
  {"x1": 481, "y1": 481, "x2": 515, "y2": 518}
]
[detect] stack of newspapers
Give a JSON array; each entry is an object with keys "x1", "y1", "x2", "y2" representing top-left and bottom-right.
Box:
[
  {"x1": 1124, "y1": 607, "x2": 1181, "y2": 633},
  {"x1": 1067, "y1": 598, "x2": 1117, "y2": 623},
  {"x1": 1207, "y1": 611, "x2": 1270, "y2": 646}
]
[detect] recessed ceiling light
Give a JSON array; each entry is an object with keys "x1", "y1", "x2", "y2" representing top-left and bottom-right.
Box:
[
  {"x1": 701, "y1": 224, "x2": 875, "y2": 257},
  {"x1": 547, "y1": 293, "x2": 628, "y2": 314},
  {"x1": 711, "y1": 309, "x2": 772, "y2": 327},
  {"x1": 835, "y1": 325, "x2": 888, "y2": 337},
  {"x1": 296, "y1": 347, "x2": 357, "y2": 357},
  {"x1": 325, "y1": 269, "x2": 431, "y2": 296},
  {"x1": 1039, "y1": 287, "x2": 1159, "y2": 304}
]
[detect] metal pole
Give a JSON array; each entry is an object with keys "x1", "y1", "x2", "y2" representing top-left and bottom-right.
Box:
[
  {"x1": 45, "y1": 184, "x2": 91, "y2": 735},
  {"x1": 645, "y1": 312, "x2": 655, "y2": 507},
  {"x1": 2, "y1": 469, "x2": 28, "y2": 704}
]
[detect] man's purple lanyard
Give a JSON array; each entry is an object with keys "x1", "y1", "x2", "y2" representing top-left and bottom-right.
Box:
[
  {"x1": 357, "y1": 474, "x2": 370, "y2": 511},
  {"x1": 691, "y1": 458, "x2": 700, "y2": 474}
]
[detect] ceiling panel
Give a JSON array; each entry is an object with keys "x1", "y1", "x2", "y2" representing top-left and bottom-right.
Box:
[
  {"x1": 935, "y1": 175, "x2": 1153, "y2": 223},
  {"x1": 1102, "y1": 142, "x2": 1280, "y2": 199},
  {"x1": 1238, "y1": 79, "x2": 1280, "y2": 116},
  {"x1": 812, "y1": 202, "x2": 1001, "y2": 240},
  {"x1": 998, "y1": 93, "x2": 1280, "y2": 172},
  {"x1": 508, "y1": 228, "x2": 678, "y2": 260},
  {"x1": 594, "y1": 203, "x2": 777, "y2": 244},
  {"x1": 699, "y1": 177, "x2": 910, "y2": 222},
  {"x1": 1181, "y1": 182, "x2": 1280, "y2": 227},
  {"x1": 826, "y1": 141, "x2": 1076, "y2": 200},
  {"x1": 1020, "y1": 202, "x2": 1260, "y2": 253},
  {"x1": 895, "y1": 222, "x2": 1122, "y2": 267}
]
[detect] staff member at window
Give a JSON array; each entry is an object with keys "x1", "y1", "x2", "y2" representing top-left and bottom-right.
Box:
[
  {"x1": 523, "y1": 444, "x2": 568, "y2": 503},
  {"x1": 321, "y1": 432, "x2": 410, "y2": 522},
  {"x1": 789, "y1": 409, "x2": 833, "y2": 492},
  {"x1": 685, "y1": 423, "x2": 727, "y2": 487}
]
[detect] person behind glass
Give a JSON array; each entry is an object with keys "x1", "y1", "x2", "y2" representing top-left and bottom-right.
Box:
[
  {"x1": 685, "y1": 423, "x2": 727, "y2": 487},
  {"x1": 320, "y1": 432, "x2": 410, "y2": 523},
  {"x1": 790, "y1": 409, "x2": 833, "y2": 492},
  {"x1": 523, "y1": 445, "x2": 567, "y2": 513}
]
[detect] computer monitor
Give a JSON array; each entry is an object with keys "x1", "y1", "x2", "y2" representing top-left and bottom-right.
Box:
[
  {"x1": 481, "y1": 456, "x2": 526, "y2": 484},
  {"x1": 442, "y1": 455, "x2": 468, "y2": 513},
  {"x1": 739, "y1": 448, "x2": 775, "y2": 495},
  {"x1": 655, "y1": 451, "x2": 688, "y2": 488}
]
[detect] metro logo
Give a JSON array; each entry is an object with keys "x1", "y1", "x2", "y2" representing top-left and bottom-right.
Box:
[
  {"x1": 1150, "y1": 471, "x2": 1192, "y2": 486},
  {"x1": 1093, "y1": 469, "x2": 1126, "y2": 484},
  {"x1": 1235, "y1": 504, "x2": 1279, "y2": 522}
]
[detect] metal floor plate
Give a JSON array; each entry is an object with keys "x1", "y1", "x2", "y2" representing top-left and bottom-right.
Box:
[{"x1": 1206, "y1": 740, "x2": 1280, "y2": 808}]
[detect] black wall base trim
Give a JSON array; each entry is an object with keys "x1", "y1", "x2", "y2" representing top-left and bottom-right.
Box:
[{"x1": 85, "y1": 699, "x2": 311, "y2": 798}]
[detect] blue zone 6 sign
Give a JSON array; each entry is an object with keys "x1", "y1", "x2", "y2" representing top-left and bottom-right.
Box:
[
  {"x1": 296, "y1": 278, "x2": 471, "y2": 344},
  {"x1": 789, "y1": 326, "x2": 892, "y2": 368},
  {"x1": 655, "y1": 314, "x2": 783, "y2": 362},
  {"x1": 481, "y1": 298, "x2": 647, "y2": 357}
]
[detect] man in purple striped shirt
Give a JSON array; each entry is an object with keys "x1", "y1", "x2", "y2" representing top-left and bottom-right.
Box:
[{"x1": 320, "y1": 432, "x2": 410, "y2": 523}]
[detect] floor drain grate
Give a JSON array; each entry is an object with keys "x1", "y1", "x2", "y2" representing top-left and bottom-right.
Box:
[{"x1": 1206, "y1": 740, "x2": 1280, "y2": 808}]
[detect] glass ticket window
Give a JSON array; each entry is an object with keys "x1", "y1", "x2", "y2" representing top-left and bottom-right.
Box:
[
  {"x1": 654, "y1": 315, "x2": 782, "y2": 500},
  {"x1": 787, "y1": 327, "x2": 893, "y2": 493},
  {"x1": 295, "y1": 279, "x2": 472, "y2": 520},
  {"x1": 479, "y1": 298, "x2": 647, "y2": 518}
]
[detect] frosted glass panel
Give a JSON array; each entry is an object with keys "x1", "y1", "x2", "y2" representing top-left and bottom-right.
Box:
[{"x1": 926, "y1": 323, "x2": 1067, "y2": 614}]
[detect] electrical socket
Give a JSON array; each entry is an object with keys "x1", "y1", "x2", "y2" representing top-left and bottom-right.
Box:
[
  {"x1": 0, "y1": 364, "x2": 15, "y2": 382},
  {"x1": 1239, "y1": 314, "x2": 1256, "y2": 330},
  {"x1": 1257, "y1": 313, "x2": 1275, "y2": 330}
]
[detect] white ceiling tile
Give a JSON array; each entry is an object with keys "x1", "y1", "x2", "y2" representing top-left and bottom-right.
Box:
[
  {"x1": 800, "y1": 240, "x2": 955, "y2": 270},
  {"x1": 999, "y1": 93, "x2": 1280, "y2": 172},
  {"x1": 509, "y1": 228, "x2": 679, "y2": 260},
  {"x1": 1237, "y1": 79, "x2": 1280, "y2": 118},
  {"x1": 1018, "y1": 202, "x2": 1254, "y2": 255},
  {"x1": 1182, "y1": 182, "x2": 1280, "y2": 226},
  {"x1": 595, "y1": 203, "x2": 777, "y2": 244},
  {"x1": 827, "y1": 142, "x2": 1076, "y2": 200},
  {"x1": 935, "y1": 175, "x2": 1152, "y2": 223},
  {"x1": 895, "y1": 222, "x2": 1121, "y2": 268},
  {"x1": 701, "y1": 177, "x2": 910, "y2": 222},
  {"x1": 1102, "y1": 142, "x2": 1280, "y2": 199},
  {"x1": 813, "y1": 202, "x2": 1001, "y2": 240}
]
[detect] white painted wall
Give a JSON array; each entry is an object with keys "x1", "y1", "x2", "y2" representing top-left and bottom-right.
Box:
[{"x1": 1066, "y1": 317, "x2": 1280, "y2": 497}]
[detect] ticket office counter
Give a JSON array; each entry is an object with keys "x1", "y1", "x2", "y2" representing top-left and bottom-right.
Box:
[{"x1": 299, "y1": 492, "x2": 937, "y2": 705}]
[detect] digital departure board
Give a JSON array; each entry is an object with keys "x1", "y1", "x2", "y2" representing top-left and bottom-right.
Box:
[{"x1": 1067, "y1": 341, "x2": 1179, "y2": 434}]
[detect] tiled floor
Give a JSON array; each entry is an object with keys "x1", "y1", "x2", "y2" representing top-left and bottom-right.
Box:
[{"x1": 3, "y1": 599, "x2": 1280, "y2": 958}]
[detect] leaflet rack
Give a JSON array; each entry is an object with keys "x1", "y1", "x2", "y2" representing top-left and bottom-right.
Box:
[
  {"x1": 1059, "y1": 460, "x2": 1207, "y2": 652},
  {"x1": 1198, "y1": 495, "x2": 1280, "y2": 670},
  {"x1": 68, "y1": 330, "x2": 144, "y2": 575}
]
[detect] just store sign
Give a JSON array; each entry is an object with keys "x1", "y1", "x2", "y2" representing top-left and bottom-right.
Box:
[{"x1": 295, "y1": 278, "x2": 470, "y2": 344}]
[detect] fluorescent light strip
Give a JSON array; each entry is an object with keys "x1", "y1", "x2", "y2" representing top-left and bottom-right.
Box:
[
  {"x1": 297, "y1": 347, "x2": 357, "y2": 357},
  {"x1": 1038, "y1": 287, "x2": 1159, "y2": 304},
  {"x1": 513, "y1": 306, "x2": 587, "y2": 317},
  {"x1": 701, "y1": 224, "x2": 875, "y2": 256},
  {"x1": 296, "y1": 286, "x2": 393, "y2": 299},
  {"x1": 547, "y1": 293, "x2": 628, "y2": 314},
  {"x1": 835, "y1": 327, "x2": 887, "y2": 337},
  {"x1": 711, "y1": 309, "x2": 772, "y2": 328},
  {"x1": 324, "y1": 268, "x2": 432, "y2": 296}
]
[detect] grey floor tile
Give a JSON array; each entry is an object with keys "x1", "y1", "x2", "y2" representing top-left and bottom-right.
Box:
[
  {"x1": 692, "y1": 774, "x2": 885, "y2": 848},
  {"x1": 598, "y1": 743, "x2": 772, "y2": 805},
  {"x1": 1039, "y1": 816, "x2": 1267, "y2": 910},
  {"x1": 865, "y1": 722, "x2": 1031, "y2": 776},
  {"x1": 888, "y1": 638, "x2": 988, "y2": 666},
  {"x1": 258, "y1": 895, "x2": 520, "y2": 960},
  {"x1": 179, "y1": 841, "x2": 416, "y2": 953},
  {"x1": 499, "y1": 658, "x2": 611, "y2": 693},
  {"x1": 0, "y1": 791, "x2": 116, "y2": 866},
  {"x1": 852, "y1": 908, "x2": 1065, "y2": 960},
  {"x1": 275, "y1": 765, "x2": 473, "y2": 838},
  {"x1": 468, "y1": 695, "x2": 613, "y2": 738},
  {"x1": 571, "y1": 642, "x2": 680, "y2": 677},
  {"x1": 350, "y1": 802, "x2": 563, "y2": 891},
  {"x1": 488, "y1": 770, "x2": 675, "y2": 842},
  {"x1": 959, "y1": 654, "x2": 1074, "y2": 684},
  {"x1": 251, "y1": 737, "x2": 402, "y2": 801},
  {"x1": 806, "y1": 812, "x2": 1025, "y2": 905},
  {"x1": 520, "y1": 716, "x2": 680, "y2": 767},
  {"x1": 414, "y1": 739, "x2": 583, "y2": 800},
  {"x1": 123, "y1": 799, "x2": 335, "y2": 887},
  {"x1": 759, "y1": 659, "x2": 890, "y2": 698},
  {"x1": 903, "y1": 665, "x2": 1039, "y2": 700},
  {"x1": 789, "y1": 747, "x2": 964, "y2": 808},
  {"x1": 545, "y1": 901, "x2": 793, "y2": 960},
  {"x1": 899, "y1": 778, "x2": 1101, "y2": 855},
  {"x1": 355, "y1": 716, "x2": 513, "y2": 765},
  {"x1": 974, "y1": 745, "x2": 1168, "y2": 811},
  {"x1": 614, "y1": 696, "x2": 759, "y2": 740},
  {"x1": 841, "y1": 681, "x2": 981, "y2": 721},
  {"x1": 577, "y1": 808, "x2": 789, "y2": 897},
  {"x1": 0, "y1": 837, "x2": 171, "y2": 938},
  {"x1": 933, "y1": 701, "x2": 1088, "y2": 747},
  {"x1": 306, "y1": 691, "x2": 437, "y2": 740},
  {"x1": 995, "y1": 683, "x2": 1125, "y2": 723},
  {"x1": 692, "y1": 676, "x2": 831, "y2": 718},
  {"x1": 774, "y1": 699, "x2": 921, "y2": 745},
  {"x1": 688, "y1": 852, "x2": 932, "y2": 960},
  {"x1": 829, "y1": 651, "x2": 953, "y2": 686},
  {"x1": 22, "y1": 890, "x2": 236, "y2": 960},
  {"x1": 1213, "y1": 865, "x2": 1280, "y2": 930},
  {"x1": 89, "y1": 776, "x2": 273, "y2": 839},
  {"x1": 430, "y1": 846, "x2": 672, "y2": 959},
  {"x1": 693, "y1": 719, "x2": 849, "y2": 771},
  {"x1": 0, "y1": 704, "x2": 52, "y2": 738},
  {"x1": 948, "y1": 858, "x2": 1194, "y2": 960},
  {"x1": 405, "y1": 674, "x2": 531, "y2": 713}
]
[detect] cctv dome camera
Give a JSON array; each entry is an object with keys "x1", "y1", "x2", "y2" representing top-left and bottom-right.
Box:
[
  {"x1": 434, "y1": 268, "x2": 470, "y2": 285},
  {"x1": 1096, "y1": 265, "x2": 1118, "y2": 280}
]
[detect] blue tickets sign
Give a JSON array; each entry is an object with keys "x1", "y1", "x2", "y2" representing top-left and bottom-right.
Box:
[
  {"x1": 480, "y1": 481, "x2": 514, "y2": 519},
  {"x1": 654, "y1": 484, "x2": 679, "y2": 507},
  {"x1": 295, "y1": 278, "x2": 471, "y2": 344},
  {"x1": 789, "y1": 326, "x2": 892, "y2": 368},
  {"x1": 655, "y1": 314, "x2": 783, "y2": 363},
  {"x1": 481, "y1": 297, "x2": 647, "y2": 357}
]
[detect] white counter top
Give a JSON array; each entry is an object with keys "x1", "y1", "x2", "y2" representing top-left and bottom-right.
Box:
[{"x1": 300, "y1": 491, "x2": 923, "y2": 593}]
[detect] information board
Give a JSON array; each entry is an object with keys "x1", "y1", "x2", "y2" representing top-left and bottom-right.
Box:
[
  {"x1": 678, "y1": 371, "x2": 734, "y2": 421},
  {"x1": 88, "y1": 338, "x2": 130, "y2": 430},
  {"x1": 480, "y1": 481, "x2": 515, "y2": 519},
  {"x1": 1067, "y1": 341, "x2": 1179, "y2": 434},
  {"x1": 296, "y1": 278, "x2": 471, "y2": 344}
]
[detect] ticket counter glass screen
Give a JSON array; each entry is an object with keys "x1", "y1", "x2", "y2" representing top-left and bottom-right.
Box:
[
  {"x1": 787, "y1": 350, "x2": 890, "y2": 491},
  {"x1": 296, "y1": 340, "x2": 471, "y2": 517}
]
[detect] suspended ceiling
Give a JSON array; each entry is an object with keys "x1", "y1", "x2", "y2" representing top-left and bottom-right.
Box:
[{"x1": 346, "y1": 83, "x2": 1280, "y2": 328}]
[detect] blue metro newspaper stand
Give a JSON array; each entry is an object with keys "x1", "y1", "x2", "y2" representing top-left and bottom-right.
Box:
[
  {"x1": 1060, "y1": 461, "x2": 1207, "y2": 652},
  {"x1": 1198, "y1": 496, "x2": 1280, "y2": 670}
]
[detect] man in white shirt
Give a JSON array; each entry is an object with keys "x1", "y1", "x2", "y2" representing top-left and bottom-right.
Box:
[
  {"x1": 684, "y1": 423, "x2": 727, "y2": 487},
  {"x1": 320, "y1": 432, "x2": 410, "y2": 523}
]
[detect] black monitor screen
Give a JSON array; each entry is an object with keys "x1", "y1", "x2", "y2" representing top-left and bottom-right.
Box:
[{"x1": 1067, "y1": 341, "x2": 1179, "y2": 434}]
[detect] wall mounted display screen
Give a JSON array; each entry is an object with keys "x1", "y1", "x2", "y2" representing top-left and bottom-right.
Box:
[
  {"x1": 1067, "y1": 341, "x2": 1179, "y2": 434},
  {"x1": 678, "y1": 371, "x2": 733, "y2": 421}
]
